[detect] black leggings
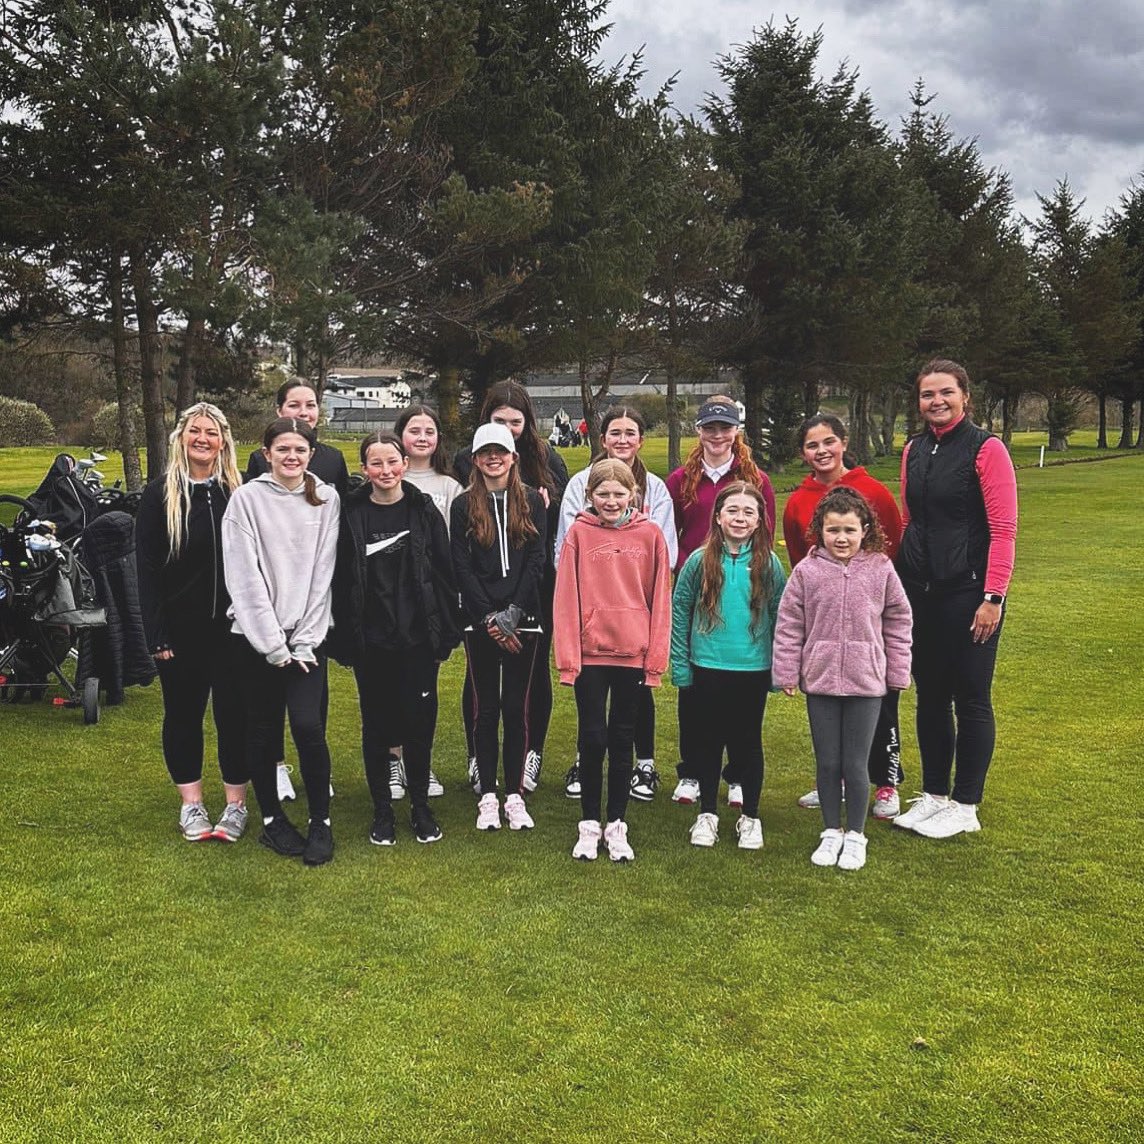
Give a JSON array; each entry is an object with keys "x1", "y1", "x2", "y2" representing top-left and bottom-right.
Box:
[
  {"x1": 868, "y1": 689, "x2": 904, "y2": 788},
  {"x1": 690, "y1": 666, "x2": 770, "y2": 816},
  {"x1": 574, "y1": 665, "x2": 642, "y2": 822},
  {"x1": 676, "y1": 682, "x2": 743, "y2": 785},
  {"x1": 353, "y1": 644, "x2": 438, "y2": 812},
  {"x1": 464, "y1": 629, "x2": 539, "y2": 796},
  {"x1": 156, "y1": 624, "x2": 246, "y2": 786},
  {"x1": 242, "y1": 643, "x2": 332, "y2": 822},
  {"x1": 908, "y1": 584, "x2": 1003, "y2": 804}
]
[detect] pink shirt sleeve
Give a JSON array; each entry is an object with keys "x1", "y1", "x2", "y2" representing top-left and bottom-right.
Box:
[{"x1": 976, "y1": 437, "x2": 1017, "y2": 595}]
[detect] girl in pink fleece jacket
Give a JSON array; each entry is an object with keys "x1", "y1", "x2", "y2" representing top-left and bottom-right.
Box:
[
  {"x1": 772, "y1": 488, "x2": 912, "y2": 871},
  {"x1": 554, "y1": 460, "x2": 672, "y2": 863}
]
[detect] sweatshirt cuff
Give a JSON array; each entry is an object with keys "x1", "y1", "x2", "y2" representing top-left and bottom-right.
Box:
[
  {"x1": 643, "y1": 671, "x2": 662, "y2": 688},
  {"x1": 266, "y1": 645, "x2": 291, "y2": 666},
  {"x1": 559, "y1": 669, "x2": 579, "y2": 685},
  {"x1": 291, "y1": 644, "x2": 317, "y2": 664}
]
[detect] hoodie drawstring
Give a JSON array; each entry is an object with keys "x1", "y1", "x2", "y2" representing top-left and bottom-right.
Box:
[{"x1": 493, "y1": 494, "x2": 510, "y2": 577}]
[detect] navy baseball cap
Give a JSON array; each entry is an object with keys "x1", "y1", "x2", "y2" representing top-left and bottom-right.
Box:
[{"x1": 695, "y1": 400, "x2": 741, "y2": 428}]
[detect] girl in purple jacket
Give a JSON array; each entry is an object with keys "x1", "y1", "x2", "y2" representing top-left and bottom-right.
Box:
[{"x1": 772, "y1": 488, "x2": 912, "y2": 871}]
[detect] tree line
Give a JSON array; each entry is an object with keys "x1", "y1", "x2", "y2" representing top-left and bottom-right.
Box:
[{"x1": 2, "y1": 2, "x2": 1143, "y2": 485}]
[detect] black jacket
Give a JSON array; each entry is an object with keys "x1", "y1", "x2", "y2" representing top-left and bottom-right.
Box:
[
  {"x1": 135, "y1": 477, "x2": 232, "y2": 653},
  {"x1": 450, "y1": 487, "x2": 547, "y2": 625},
  {"x1": 329, "y1": 481, "x2": 461, "y2": 665},
  {"x1": 245, "y1": 440, "x2": 349, "y2": 497},
  {"x1": 897, "y1": 417, "x2": 991, "y2": 592}
]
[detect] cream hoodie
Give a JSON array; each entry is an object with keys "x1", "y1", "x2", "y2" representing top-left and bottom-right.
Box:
[{"x1": 222, "y1": 474, "x2": 340, "y2": 665}]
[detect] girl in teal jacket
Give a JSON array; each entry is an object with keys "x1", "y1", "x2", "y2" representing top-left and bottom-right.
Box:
[{"x1": 671, "y1": 482, "x2": 786, "y2": 851}]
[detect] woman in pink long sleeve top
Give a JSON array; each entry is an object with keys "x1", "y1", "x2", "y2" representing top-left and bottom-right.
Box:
[{"x1": 892, "y1": 359, "x2": 1018, "y2": 840}]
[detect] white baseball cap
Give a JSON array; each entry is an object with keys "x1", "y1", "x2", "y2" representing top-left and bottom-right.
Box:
[{"x1": 472, "y1": 422, "x2": 517, "y2": 454}]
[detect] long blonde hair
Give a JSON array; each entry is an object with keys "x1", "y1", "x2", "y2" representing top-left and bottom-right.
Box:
[{"x1": 164, "y1": 402, "x2": 241, "y2": 558}]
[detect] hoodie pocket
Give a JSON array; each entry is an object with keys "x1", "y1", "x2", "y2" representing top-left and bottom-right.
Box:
[
  {"x1": 583, "y1": 607, "x2": 648, "y2": 658},
  {"x1": 801, "y1": 640, "x2": 839, "y2": 693}
]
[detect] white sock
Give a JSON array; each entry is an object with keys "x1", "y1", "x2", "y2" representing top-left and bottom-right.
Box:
[{"x1": 637, "y1": 758, "x2": 654, "y2": 769}]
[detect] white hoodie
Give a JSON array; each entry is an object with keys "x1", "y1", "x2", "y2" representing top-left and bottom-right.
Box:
[{"x1": 222, "y1": 474, "x2": 340, "y2": 665}]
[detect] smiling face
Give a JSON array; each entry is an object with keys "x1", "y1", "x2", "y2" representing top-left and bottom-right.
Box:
[
  {"x1": 716, "y1": 492, "x2": 761, "y2": 547},
  {"x1": 821, "y1": 510, "x2": 867, "y2": 564},
  {"x1": 277, "y1": 385, "x2": 320, "y2": 429},
  {"x1": 490, "y1": 405, "x2": 526, "y2": 440},
  {"x1": 182, "y1": 414, "x2": 223, "y2": 477},
  {"x1": 918, "y1": 372, "x2": 967, "y2": 429},
  {"x1": 363, "y1": 441, "x2": 407, "y2": 496},
  {"x1": 698, "y1": 420, "x2": 736, "y2": 464},
  {"x1": 401, "y1": 413, "x2": 439, "y2": 468},
  {"x1": 801, "y1": 423, "x2": 847, "y2": 484},
  {"x1": 263, "y1": 432, "x2": 314, "y2": 489},
  {"x1": 601, "y1": 416, "x2": 642, "y2": 464},
  {"x1": 473, "y1": 444, "x2": 514, "y2": 489},
  {"x1": 590, "y1": 478, "x2": 634, "y2": 525}
]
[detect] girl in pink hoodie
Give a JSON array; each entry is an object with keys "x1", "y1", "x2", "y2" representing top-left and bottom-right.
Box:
[
  {"x1": 553, "y1": 460, "x2": 672, "y2": 863},
  {"x1": 772, "y1": 488, "x2": 912, "y2": 872}
]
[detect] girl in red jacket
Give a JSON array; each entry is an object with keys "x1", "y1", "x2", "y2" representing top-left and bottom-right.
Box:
[
  {"x1": 773, "y1": 488, "x2": 912, "y2": 872},
  {"x1": 554, "y1": 460, "x2": 672, "y2": 863},
  {"x1": 782, "y1": 413, "x2": 906, "y2": 819}
]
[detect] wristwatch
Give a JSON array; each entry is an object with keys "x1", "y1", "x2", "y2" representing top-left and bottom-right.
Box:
[{"x1": 983, "y1": 592, "x2": 1005, "y2": 605}]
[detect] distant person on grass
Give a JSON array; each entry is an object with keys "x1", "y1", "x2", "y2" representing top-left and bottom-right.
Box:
[
  {"x1": 773, "y1": 488, "x2": 913, "y2": 871},
  {"x1": 451, "y1": 423, "x2": 547, "y2": 834},
  {"x1": 554, "y1": 406, "x2": 678, "y2": 804},
  {"x1": 135, "y1": 402, "x2": 248, "y2": 843},
  {"x1": 782, "y1": 413, "x2": 906, "y2": 821},
  {"x1": 892, "y1": 359, "x2": 1018, "y2": 840},
  {"x1": 665, "y1": 397, "x2": 776, "y2": 809},
  {"x1": 329, "y1": 432, "x2": 460, "y2": 849},
  {"x1": 223, "y1": 418, "x2": 340, "y2": 866},
  {"x1": 244, "y1": 377, "x2": 348, "y2": 805},
  {"x1": 671, "y1": 482, "x2": 786, "y2": 852},
  {"x1": 553, "y1": 460, "x2": 671, "y2": 863}
]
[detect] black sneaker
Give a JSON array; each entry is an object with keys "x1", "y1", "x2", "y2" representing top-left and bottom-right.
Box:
[
  {"x1": 259, "y1": 813, "x2": 306, "y2": 857},
  {"x1": 303, "y1": 820, "x2": 334, "y2": 866},
  {"x1": 411, "y1": 804, "x2": 443, "y2": 844},
  {"x1": 630, "y1": 763, "x2": 660, "y2": 802},
  {"x1": 369, "y1": 807, "x2": 397, "y2": 847}
]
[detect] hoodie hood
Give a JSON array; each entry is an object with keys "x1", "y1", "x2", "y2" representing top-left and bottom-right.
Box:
[{"x1": 573, "y1": 507, "x2": 650, "y2": 530}]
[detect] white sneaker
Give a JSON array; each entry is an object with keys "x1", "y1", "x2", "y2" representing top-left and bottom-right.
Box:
[
  {"x1": 893, "y1": 792, "x2": 949, "y2": 831},
  {"x1": 726, "y1": 783, "x2": 744, "y2": 808},
  {"x1": 736, "y1": 815, "x2": 764, "y2": 850},
  {"x1": 603, "y1": 819, "x2": 635, "y2": 862},
  {"x1": 563, "y1": 763, "x2": 581, "y2": 798},
  {"x1": 522, "y1": 750, "x2": 542, "y2": 792},
  {"x1": 837, "y1": 830, "x2": 868, "y2": 870},
  {"x1": 504, "y1": 793, "x2": 534, "y2": 831},
  {"x1": 689, "y1": 811, "x2": 719, "y2": 847},
  {"x1": 872, "y1": 786, "x2": 899, "y2": 819},
  {"x1": 388, "y1": 756, "x2": 407, "y2": 801},
  {"x1": 912, "y1": 800, "x2": 981, "y2": 839},
  {"x1": 276, "y1": 764, "x2": 296, "y2": 802},
  {"x1": 797, "y1": 788, "x2": 820, "y2": 808},
  {"x1": 178, "y1": 801, "x2": 213, "y2": 842},
  {"x1": 811, "y1": 828, "x2": 845, "y2": 866},
  {"x1": 475, "y1": 792, "x2": 501, "y2": 831},
  {"x1": 572, "y1": 819, "x2": 601, "y2": 860},
  {"x1": 468, "y1": 756, "x2": 480, "y2": 795},
  {"x1": 427, "y1": 769, "x2": 445, "y2": 798},
  {"x1": 672, "y1": 777, "x2": 700, "y2": 804}
]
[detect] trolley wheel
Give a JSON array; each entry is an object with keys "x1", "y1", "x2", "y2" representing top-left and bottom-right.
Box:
[{"x1": 82, "y1": 675, "x2": 100, "y2": 725}]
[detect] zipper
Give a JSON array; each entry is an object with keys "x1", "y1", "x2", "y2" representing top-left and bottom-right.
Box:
[{"x1": 207, "y1": 484, "x2": 219, "y2": 619}]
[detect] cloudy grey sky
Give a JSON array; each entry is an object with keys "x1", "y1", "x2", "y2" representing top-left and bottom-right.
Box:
[{"x1": 603, "y1": 0, "x2": 1144, "y2": 226}]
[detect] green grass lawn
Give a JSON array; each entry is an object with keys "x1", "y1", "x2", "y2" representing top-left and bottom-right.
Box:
[{"x1": 0, "y1": 446, "x2": 1141, "y2": 1141}]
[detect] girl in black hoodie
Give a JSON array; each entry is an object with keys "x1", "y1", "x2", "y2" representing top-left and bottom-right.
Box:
[
  {"x1": 450, "y1": 423, "x2": 547, "y2": 833},
  {"x1": 331, "y1": 433, "x2": 460, "y2": 846}
]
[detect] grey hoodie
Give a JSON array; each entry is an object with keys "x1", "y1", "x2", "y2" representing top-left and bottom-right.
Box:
[{"x1": 222, "y1": 473, "x2": 340, "y2": 665}]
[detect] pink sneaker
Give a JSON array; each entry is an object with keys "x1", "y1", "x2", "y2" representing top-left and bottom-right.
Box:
[
  {"x1": 475, "y1": 792, "x2": 501, "y2": 831},
  {"x1": 504, "y1": 793, "x2": 534, "y2": 831},
  {"x1": 572, "y1": 820, "x2": 601, "y2": 860},
  {"x1": 872, "y1": 786, "x2": 900, "y2": 819},
  {"x1": 603, "y1": 819, "x2": 635, "y2": 862}
]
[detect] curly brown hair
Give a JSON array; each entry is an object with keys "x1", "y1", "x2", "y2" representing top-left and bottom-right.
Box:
[{"x1": 807, "y1": 487, "x2": 885, "y2": 554}]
